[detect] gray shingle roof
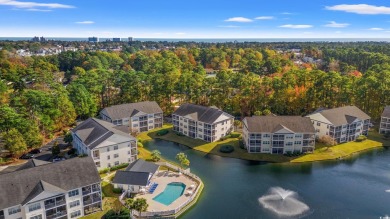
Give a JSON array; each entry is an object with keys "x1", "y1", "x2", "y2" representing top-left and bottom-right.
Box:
[
  {"x1": 112, "y1": 159, "x2": 159, "y2": 186},
  {"x1": 22, "y1": 180, "x2": 66, "y2": 205},
  {"x1": 382, "y1": 106, "x2": 390, "y2": 118},
  {"x1": 72, "y1": 118, "x2": 135, "y2": 149},
  {"x1": 244, "y1": 116, "x2": 315, "y2": 133},
  {"x1": 101, "y1": 101, "x2": 163, "y2": 120},
  {"x1": 112, "y1": 171, "x2": 150, "y2": 186},
  {"x1": 0, "y1": 157, "x2": 100, "y2": 209},
  {"x1": 125, "y1": 159, "x2": 159, "y2": 173},
  {"x1": 173, "y1": 103, "x2": 234, "y2": 124},
  {"x1": 16, "y1": 159, "x2": 51, "y2": 171},
  {"x1": 313, "y1": 106, "x2": 370, "y2": 126}
]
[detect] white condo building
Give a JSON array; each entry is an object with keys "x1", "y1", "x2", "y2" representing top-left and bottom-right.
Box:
[
  {"x1": 242, "y1": 116, "x2": 316, "y2": 154},
  {"x1": 380, "y1": 106, "x2": 390, "y2": 134},
  {"x1": 100, "y1": 101, "x2": 163, "y2": 133},
  {"x1": 306, "y1": 106, "x2": 371, "y2": 143},
  {"x1": 172, "y1": 104, "x2": 234, "y2": 142},
  {"x1": 71, "y1": 118, "x2": 137, "y2": 170},
  {"x1": 0, "y1": 158, "x2": 101, "y2": 219}
]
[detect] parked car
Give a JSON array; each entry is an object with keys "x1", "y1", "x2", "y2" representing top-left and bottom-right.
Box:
[
  {"x1": 30, "y1": 148, "x2": 42, "y2": 154},
  {"x1": 52, "y1": 156, "x2": 65, "y2": 163},
  {"x1": 47, "y1": 147, "x2": 52, "y2": 151},
  {"x1": 20, "y1": 153, "x2": 35, "y2": 159}
]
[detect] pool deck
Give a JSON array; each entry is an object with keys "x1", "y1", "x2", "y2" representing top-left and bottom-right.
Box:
[{"x1": 135, "y1": 170, "x2": 198, "y2": 212}]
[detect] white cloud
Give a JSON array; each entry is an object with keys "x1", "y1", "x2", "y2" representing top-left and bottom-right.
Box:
[
  {"x1": 224, "y1": 17, "x2": 253, "y2": 22},
  {"x1": 326, "y1": 4, "x2": 390, "y2": 15},
  {"x1": 0, "y1": 0, "x2": 74, "y2": 9},
  {"x1": 75, "y1": 21, "x2": 95, "y2": 24},
  {"x1": 368, "y1": 27, "x2": 384, "y2": 31},
  {"x1": 175, "y1": 32, "x2": 186, "y2": 35},
  {"x1": 281, "y1": 12, "x2": 293, "y2": 15},
  {"x1": 26, "y1": 8, "x2": 51, "y2": 12},
  {"x1": 218, "y1": 25, "x2": 240, "y2": 28},
  {"x1": 254, "y1": 16, "x2": 274, "y2": 20},
  {"x1": 279, "y1": 24, "x2": 313, "y2": 29},
  {"x1": 324, "y1": 21, "x2": 349, "y2": 28}
]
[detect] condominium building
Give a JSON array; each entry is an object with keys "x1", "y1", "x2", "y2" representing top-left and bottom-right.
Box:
[
  {"x1": 100, "y1": 101, "x2": 163, "y2": 133},
  {"x1": 0, "y1": 157, "x2": 101, "y2": 219},
  {"x1": 71, "y1": 118, "x2": 137, "y2": 170},
  {"x1": 306, "y1": 106, "x2": 371, "y2": 143},
  {"x1": 172, "y1": 104, "x2": 234, "y2": 142},
  {"x1": 242, "y1": 116, "x2": 315, "y2": 154},
  {"x1": 380, "y1": 106, "x2": 390, "y2": 134}
]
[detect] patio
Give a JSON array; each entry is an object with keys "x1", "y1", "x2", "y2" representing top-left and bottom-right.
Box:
[{"x1": 135, "y1": 170, "x2": 198, "y2": 213}]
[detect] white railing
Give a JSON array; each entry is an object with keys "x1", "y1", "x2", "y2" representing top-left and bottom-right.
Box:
[
  {"x1": 133, "y1": 162, "x2": 203, "y2": 218},
  {"x1": 119, "y1": 190, "x2": 127, "y2": 205}
]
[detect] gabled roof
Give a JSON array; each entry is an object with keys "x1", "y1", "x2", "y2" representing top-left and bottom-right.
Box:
[
  {"x1": 382, "y1": 106, "x2": 390, "y2": 118},
  {"x1": 112, "y1": 171, "x2": 150, "y2": 186},
  {"x1": 173, "y1": 103, "x2": 234, "y2": 124},
  {"x1": 125, "y1": 159, "x2": 159, "y2": 173},
  {"x1": 112, "y1": 159, "x2": 159, "y2": 186},
  {"x1": 16, "y1": 159, "x2": 51, "y2": 171},
  {"x1": 0, "y1": 157, "x2": 100, "y2": 210},
  {"x1": 72, "y1": 118, "x2": 135, "y2": 149},
  {"x1": 101, "y1": 101, "x2": 163, "y2": 120},
  {"x1": 22, "y1": 180, "x2": 66, "y2": 205},
  {"x1": 310, "y1": 106, "x2": 370, "y2": 126},
  {"x1": 244, "y1": 116, "x2": 315, "y2": 133}
]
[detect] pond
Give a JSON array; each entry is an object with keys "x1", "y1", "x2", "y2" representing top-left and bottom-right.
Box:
[{"x1": 145, "y1": 139, "x2": 390, "y2": 219}]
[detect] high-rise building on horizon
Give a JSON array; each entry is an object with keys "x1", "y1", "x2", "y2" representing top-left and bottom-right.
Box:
[{"x1": 88, "y1": 37, "x2": 99, "y2": 43}]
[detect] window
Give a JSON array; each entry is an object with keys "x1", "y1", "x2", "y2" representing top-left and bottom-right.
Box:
[
  {"x1": 28, "y1": 203, "x2": 41, "y2": 212},
  {"x1": 114, "y1": 154, "x2": 119, "y2": 158},
  {"x1": 149, "y1": 120, "x2": 153, "y2": 123},
  {"x1": 71, "y1": 210, "x2": 81, "y2": 218},
  {"x1": 8, "y1": 206, "x2": 21, "y2": 215},
  {"x1": 107, "y1": 155, "x2": 110, "y2": 160},
  {"x1": 95, "y1": 162, "x2": 100, "y2": 167},
  {"x1": 107, "y1": 147, "x2": 110, "y2": 152},
  {"x1": 68, "y1": 189, "x2": 79, "y2": 197},
  {"x1": 263, "y1": 134, "x2": 270, "y2": 138},
  {"x1": 128, "y1": 150, "x2": 131, "y2": 154},
  {"x1": 70, "y1": 200, "x2": 80, "y2": 208},
  {"x1": 113, "y1": 145, "x2": 118, "y2": 150},
  {"x1": 317, "y1": 122, "x2": 321, "y2": 126},
  {"x1": 30, "y1": 215, "x2": 42, "y2": 219},
  {"x1": 114, "y1": 161, "x2": 119, "y2": 166},
  {"x1": 133, "y1": 124, "x2": 138, "y2": 127}
]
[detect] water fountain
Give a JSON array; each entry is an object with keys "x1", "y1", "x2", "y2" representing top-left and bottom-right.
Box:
[{"x1": 259, "y1": 187, "x2": 310, "y2": 217}]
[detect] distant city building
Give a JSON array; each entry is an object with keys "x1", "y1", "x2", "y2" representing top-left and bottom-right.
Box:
[
  {"x1": 242, "y1": 116, "x2": 316, "y2": 154},
  {"x1": 88, "y1": 37, "x2": 99, "y2": 43},
  {"x1": 112, "y1": 38, "x2": 121, "y2": 42},
  {"x1": 31, "y1": 36, "x2": 46, "y2": 42},
  {"x1": 172, "y1": 104, "x2": 234, "y2": 142},
  {"x1": 380, "y1": 106, "x2": 390, "y2": 134},
  {"x1": 128, "y1": 37, "x2": 133, "y2": 42}
]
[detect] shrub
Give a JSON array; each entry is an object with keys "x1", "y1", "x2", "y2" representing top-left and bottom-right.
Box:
[
  {"x1": 67, "y1": 148, "x2": 77, "y2": 155},
  {"x1": 219, "y1": 145, "x2": 234, "y2": 153},
  {"x1": 384, "y1": 132, "x2": 390, "y2": 139},
  {"x1": 239, "y1": 140, "x2": 245, "y2": 149},
  {"x1": 111, "y1": 163, "x2": 129, "y2": 171},
  {"x1": 176, "y1": 132, "x2": 185, "y2": 136},
  {"x1": 112, "y1": 188, "x2": 123, "y2": 194},
  {"x1": 230, "y1": 133, "x2": 241, "y2": 138},
  {"x1": 156, "y1": 129, "x2": 169, "y2": 136},
  {"x1": 99, "y1": 168, "x2": 109, "y2": 174},
  {"x1": 318, "y1": 136, "x2": 336, "y2": 146},
  {"x1": 137, "y1": 141, "x2": 144, "y2": 148},
  {"x1": 78, "y1": 153, "x2": 87, "y2": 158},
  {"x1": 356, "y1": 135, "x2": 367, "y2": 142}
]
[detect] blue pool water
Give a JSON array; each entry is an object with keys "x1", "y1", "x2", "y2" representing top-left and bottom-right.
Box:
[{"x1": 153, "y1": 182, "x2": 186, "y2": 205}]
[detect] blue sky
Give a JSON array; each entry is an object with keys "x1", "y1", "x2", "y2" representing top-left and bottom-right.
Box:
[{"x1": 1, "y1": 0, "x2": 390, "y2": 38}]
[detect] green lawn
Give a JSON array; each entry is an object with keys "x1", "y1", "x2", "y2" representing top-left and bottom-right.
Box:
[
  {"x1": 138, "y1": 124, "x2": 291, "y2": 163},
  {"x1": 291, "y1": 131, "x2": 386, "y2": 163}
]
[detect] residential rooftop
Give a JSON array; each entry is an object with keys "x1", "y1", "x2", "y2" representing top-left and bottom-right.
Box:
[
  {"x1": 100, "y1": 101, "x2": 163, "y2": 120},
  {"x1": 310, "y1": 106, "x2": 370, "y2": 126},
  {"x1": 0, "y1": 157, "x2": 100, "y2": 210},
  {"x1": 112, "y1": 159, "x2": 159, "y2": 186},
  {"x1": 72, "y1": 117, "x2": 135, "y2": 149},
  {"x1": 173, "y1": 103, "x2": 233, "y2": 124},
  {"x1": 382, "y1": 106, "x2": 390, "y2": 118},
  {"x1": 244, "y1": 116, "x2": 315, "y2": 133}
]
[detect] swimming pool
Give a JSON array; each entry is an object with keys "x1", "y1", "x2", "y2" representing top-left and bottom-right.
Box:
[{"x1": 153, "y1": 182, "x2": 186, "y2": 206}]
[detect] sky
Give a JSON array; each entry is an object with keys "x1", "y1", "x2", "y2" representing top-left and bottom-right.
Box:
[{"x1": 2, "y1": 0, "x2": 390, "y2": 38}]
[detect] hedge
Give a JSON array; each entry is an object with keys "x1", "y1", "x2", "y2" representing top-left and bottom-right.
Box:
[
  {"x1": 156, "y1": 129, "x2": 169, "y2": 136},
  {"x1": 356, "y1": 135, "x2": 367, "y2": 142},
  {"x1": 112, "y1": 188, "x2": 123, "y2": 194},
  {"x1": 230, "y1": 133, "x2": 241, "y2": 138},
  {"x1": 219, "y1": 145, "x2": 234, "y2": 153},
  {"x1": 99, "y1": 163, "x2": 129, "y2": 174}
]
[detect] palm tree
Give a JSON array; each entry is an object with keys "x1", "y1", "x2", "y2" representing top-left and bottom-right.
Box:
[
  {"x1": 132, "y1": 198, "x2": 148, "y2": 216},
  {"x1": 176, "y1": 152, "x2": 190, "y2": 169},
  {"x1": 151, "y1": 150, "x2": 161, "y2": 162}
]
